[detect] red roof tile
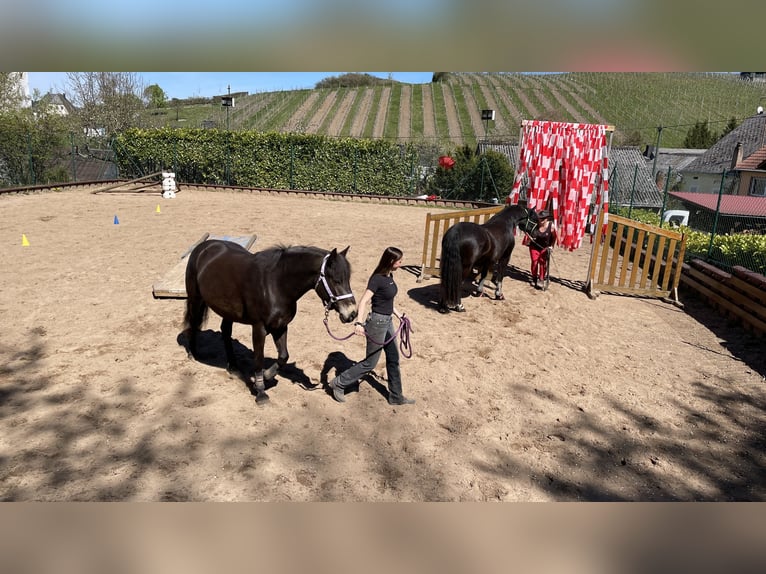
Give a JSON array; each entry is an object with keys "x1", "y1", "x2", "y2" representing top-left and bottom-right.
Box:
[
  {"x1": 669, "y1": 191, "x2": 766, "y2": 216},
  {"x1": 736, "y1": 145, "x2": 766, "y2": 170}
]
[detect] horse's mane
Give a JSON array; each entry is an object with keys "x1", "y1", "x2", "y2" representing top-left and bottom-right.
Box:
[
  {"x1": 486, "y1": 203, "x2": 526, "y2": 225},
  {"x1": 258, "y1": 244, "x2": 329, "y2": 271}
]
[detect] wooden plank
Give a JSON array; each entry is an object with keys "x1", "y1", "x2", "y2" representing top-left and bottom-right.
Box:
[
  {"x1": 91, "y1": 172, "x2": 163, "y2": 194},
  {"x1": 617, "y1": 226, "x2": 633, "y2": 287},
  {"x1": 418, "y1": 205, "x2": 505, "y2": 280},
  {"x1": 152, "y1": 233, "x2": 257, "y2": 299},
  {"x1": 418, "y1": 213, "x2": 433, "y2": 282},
  {"x1": 683, "y1": 266, "x2": 766, "y2": 325},
  {"x1": 732, "y1": 265, "x2": 766, "y2": 292},
  {"x1": 727, "y1": 274, "x2": 766, "y2": 306},
  {"x1": 681, "y1": 272, "x2": 766, "y2": 334},
  {"x1": 628, "y1": 229, "x2": 645, "y2": 288}
]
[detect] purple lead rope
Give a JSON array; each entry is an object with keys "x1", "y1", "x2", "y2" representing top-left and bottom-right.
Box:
[{"x1": 323, "y1": 312, "x2": 414, "y2": 359}]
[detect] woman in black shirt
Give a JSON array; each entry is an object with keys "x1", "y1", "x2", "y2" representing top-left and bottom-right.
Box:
[{"x1": 329, "y1": 246, "x2": 415, "y2": 406}]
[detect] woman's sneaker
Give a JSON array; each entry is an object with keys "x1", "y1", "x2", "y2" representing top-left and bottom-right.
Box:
[
  {"x1": 388, "y1": 396, "x2": 415, "y2": 405},
  {"x1": 328, "y1": 377, "x2": 345, "y2": 403}
]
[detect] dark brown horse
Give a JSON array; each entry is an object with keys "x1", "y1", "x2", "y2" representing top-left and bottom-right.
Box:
[
  {"x1": 438, "y1": 205, "x2": 538, "y2": 313},
  {"x1": 183, "y1": 240, "x2": 357, "y2": 402}
]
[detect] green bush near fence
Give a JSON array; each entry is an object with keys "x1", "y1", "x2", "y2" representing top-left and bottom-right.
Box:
[
  {"x1": 113, "y1": 128, "x2": 419, "y2": 196},
  {"x1": 614, "y1": 207, "x2": 766, "y2": 275}
]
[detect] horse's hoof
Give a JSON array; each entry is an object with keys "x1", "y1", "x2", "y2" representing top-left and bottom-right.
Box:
[
  {"x1": 453, "y1": 304, "x2": 466, "y2": 313},
  {"x1": 495, "y1": 293, "x2": 505, "y2": 301},
  {"x1": 471, "y1": 291, "x2": 482, "y2": 298},
  {"x1": 255, "y1": 392, "x2": 270, "y2": 404}
]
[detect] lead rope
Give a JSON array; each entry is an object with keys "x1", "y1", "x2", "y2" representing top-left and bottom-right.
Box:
[{"x1": 323, "y1": 312, "x2": 414, "y2": 359}]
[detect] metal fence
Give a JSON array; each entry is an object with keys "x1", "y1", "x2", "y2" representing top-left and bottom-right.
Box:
[
  {"x1": 613, "y1": 167, "x2": 766, "y2": 276},
  {"x1": 4, "y1": 133, "x2": 765, "y2": 279}
]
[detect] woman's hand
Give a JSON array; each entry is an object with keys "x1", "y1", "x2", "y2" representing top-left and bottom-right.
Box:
[{"x1": 354, "y1": 322, "x2": 365, "y2": 336}]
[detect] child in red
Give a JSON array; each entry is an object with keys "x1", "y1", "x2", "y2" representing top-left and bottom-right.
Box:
[{"x1": 528, "y1": 209, "x2": 557, "y2": 290}]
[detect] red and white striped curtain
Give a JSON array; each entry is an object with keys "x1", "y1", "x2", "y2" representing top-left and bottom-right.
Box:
[{"x1": 508, "y1": 120, "x2": 610, "y2": 251}]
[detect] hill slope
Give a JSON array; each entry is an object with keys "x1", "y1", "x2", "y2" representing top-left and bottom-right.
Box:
[{"x1": 148, "y1": 73, "x2": 766, "y2": 150}]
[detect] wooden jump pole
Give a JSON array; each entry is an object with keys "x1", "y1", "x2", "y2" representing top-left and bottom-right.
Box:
[{"x1": 91, "y1": 171, "x2": 164, "y2": 194}]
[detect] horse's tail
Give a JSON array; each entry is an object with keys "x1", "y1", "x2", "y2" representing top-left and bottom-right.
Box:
[
  {"x1": 183, "y1": 245, "x2": 209, "y2": 334},
  {"x1": 439, "y1": 226, "x2": 463, "y2": 308}
]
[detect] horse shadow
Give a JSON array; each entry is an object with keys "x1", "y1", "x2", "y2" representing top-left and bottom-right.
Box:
[
  {"x1": 319, "y1": 351, "x2": 388, "y2": 401},
  {"x1": 405, "y1": 263, "x2": 587, "y2": 308},
  {"x1": 176, "y1": 329, "x2": 314, "y2": 395}
]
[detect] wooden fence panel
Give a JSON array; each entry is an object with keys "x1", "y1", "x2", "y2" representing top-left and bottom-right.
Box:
[
  {"x1": 680, "y1": 259, "x2": 766, "y2": 335},
  {"x1": 418, "y1": 205, "x2": 503, "y2": 281},
  {"x1": 586, "y1": 212, "x2": 686, "y2": 301}
]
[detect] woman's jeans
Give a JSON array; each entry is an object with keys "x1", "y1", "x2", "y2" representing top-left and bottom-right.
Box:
[{"x1": 336, "y1": 312, "x2": 404, "y2": 401}]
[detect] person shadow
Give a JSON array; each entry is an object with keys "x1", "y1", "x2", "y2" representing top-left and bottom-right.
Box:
[
  {"x1": 320, "y1": 351, "x2": 388, "y2": 401},
  {"x1": 176, "y1": 329, "x2": 314, "y2": 396}
]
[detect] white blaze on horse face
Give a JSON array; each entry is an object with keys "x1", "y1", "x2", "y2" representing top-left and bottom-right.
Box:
[{"x1": 336, "y1": 296, "x2": 358, "y2": 324}]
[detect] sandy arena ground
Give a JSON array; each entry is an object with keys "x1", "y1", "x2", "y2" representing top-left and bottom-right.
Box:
[{"x1": 1, "y1": 186, "x2": 764, "y2": 501}]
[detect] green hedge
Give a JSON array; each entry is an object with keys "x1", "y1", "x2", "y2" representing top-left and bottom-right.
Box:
[
  {"x1": 113, "y1": 128, "x2": 418, "y2": 196},
  {"x1": 614, "y1": 208, "x2": 766, "y2": 275}
]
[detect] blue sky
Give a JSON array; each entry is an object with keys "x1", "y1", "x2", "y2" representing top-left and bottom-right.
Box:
[{"x1": 27, "y1": 72, "x2": 434, "y2": 100}]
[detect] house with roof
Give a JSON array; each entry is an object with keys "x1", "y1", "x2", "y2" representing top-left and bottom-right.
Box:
[
  {"x1": 679, "y1": 112, "x2": 766, "y2": 195},
  {"x1": 33, "y1": 93, "x2": 76, "y2": 116},
  {"x1": 669, "y1": 112, "x2": 766, "y2": 232},
  {"x1": 643, "y1": 146, "x2": 706, "y2": 189},
  {"x1": 476, "y1": 142, "x2": 663, "y2": 209}
]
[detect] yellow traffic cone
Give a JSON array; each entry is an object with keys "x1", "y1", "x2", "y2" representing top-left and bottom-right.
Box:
[
  {"x1": 22, "y1": 234, "x2": 30, "y2": 247},
  {"x1": 156, "y1": 204, "x2": 161, "y2": 214}
]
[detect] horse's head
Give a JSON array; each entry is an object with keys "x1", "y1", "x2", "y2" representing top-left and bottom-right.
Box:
[
  {"x1": 518, "y1": 206, "x2": 540, "y2": 235},
  {"x1": 315, "y1": 246, "x2": 358, "y2": 323}
]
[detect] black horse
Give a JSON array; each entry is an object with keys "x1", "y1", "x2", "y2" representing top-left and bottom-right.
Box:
[
  {"x1": 183, "y1": 240, "x2": 358, "y2": 402},
  {"x1": 438, "y1": 204, "x2": 538, "y2": 313}
]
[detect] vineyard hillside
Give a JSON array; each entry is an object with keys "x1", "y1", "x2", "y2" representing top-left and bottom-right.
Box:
[{"x1": 146, "y1": 73, "x2": 766, "y2": 151}]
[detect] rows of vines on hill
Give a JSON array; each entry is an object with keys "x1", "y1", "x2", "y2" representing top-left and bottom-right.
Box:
[{"x1": 150, "y1": 73, "x2": 766, "y2": 150}]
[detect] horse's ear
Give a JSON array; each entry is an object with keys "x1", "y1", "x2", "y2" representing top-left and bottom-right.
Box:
[{"x1": 340, "y1": 246, "x2": 350, "y2": 257}]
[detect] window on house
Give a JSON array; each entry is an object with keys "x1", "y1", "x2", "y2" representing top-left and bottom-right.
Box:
[{"x1": 749, "y1": 177, "x2": 766, "y2": 196}]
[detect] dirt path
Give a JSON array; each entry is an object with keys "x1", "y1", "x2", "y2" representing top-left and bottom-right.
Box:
[
  {"x1": 284, "y1": 91, "x2": 320, "y2": 133},
  {"x1": 538, "y1": 77, "x2": 589, "y2": 123},
  {"x1": 486, "y1": 74, "x2": 523, "y2": 126},
  {"x1": 560, "y1": 80, "x2": 610, "y2": 125},
  {"x1": 326, "y1": 90, "x2": 356, "y2": 137},
  {"x1": 524, "y1": 76, "x2": 557, "y2": 119},
  {"x1": 372, "y1": 87, "x2": 391, "y2": 139},
  {"x1": 350, "y1": 88, "x2": 374, "y2": 138},
  {"x1": 460, "y1": 82, "x2": 485, "y2": 139},
  {"x1": 421, "y1": 84, "x2": 437, "y2": 139},
  {"x1": 505, "y1": 74, "x2": 540, "y2": 120},
  {"x1": 474, "y1": 74, "x2": 510, "y2": 136},
  {"x1": 1, "y1": 187, "x2": 764, "y2": 501},
  {"x1": 441, "y1": 83, "x2": 463, "y2": 145},
  {"x1": 397, "y1": 85, "x2": 411, "y2": 140},
  {"x1": 305, "y1": 90, "x2": 338, "y2": 133}
]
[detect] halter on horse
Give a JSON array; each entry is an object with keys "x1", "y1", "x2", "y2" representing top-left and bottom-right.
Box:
[{"x1": 183, "y1": 241, "x2": 357, "y2": 403}]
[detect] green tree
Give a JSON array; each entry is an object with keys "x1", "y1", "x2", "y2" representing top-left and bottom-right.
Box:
[
  {"x1": 144, "y1": 84, "x2": 167, "y2": 109},
  {"x1": 427, "y1": 145, "x2": 477, "y2": 199},
  {"x1": 0, "y1": 72, "x2": 26, "y2": 112},
  {"x1": 683, "y1": 120, "x2": 718, "y2": 148},
  {"x1": 65, "y1": 72, "x2": 145, "y2": 136},
  {"x1": 465, "y1": 150, "x2": 515, "y2": 201},
  {"x1": 0, "y1": 106, "x2": 72, "y2": 187}
]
